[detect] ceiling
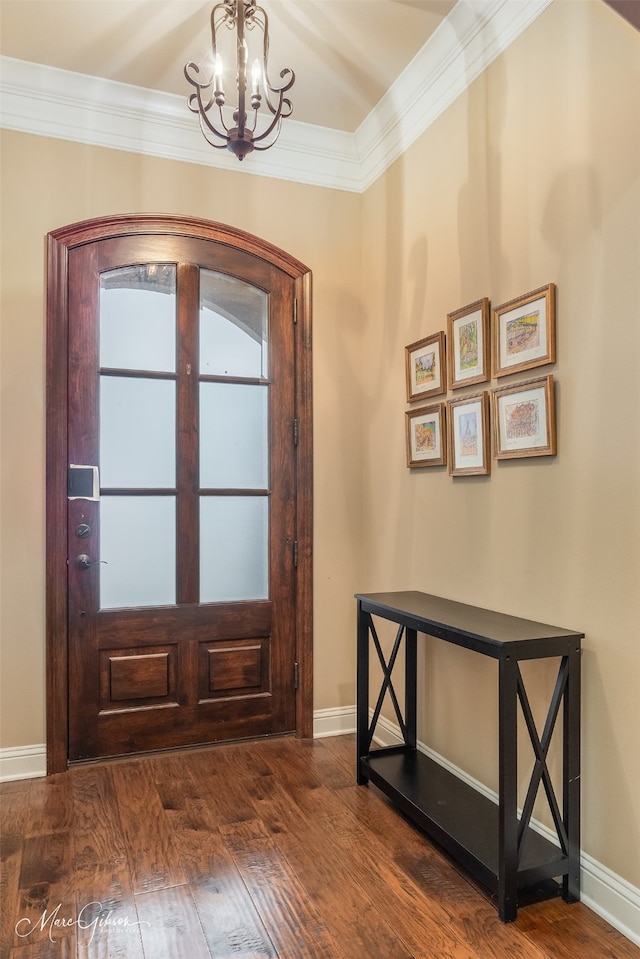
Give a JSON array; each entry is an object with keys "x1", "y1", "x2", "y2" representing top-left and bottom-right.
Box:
[{"x1": 0, "y1": 0, "x2": 457, "y2": 134}]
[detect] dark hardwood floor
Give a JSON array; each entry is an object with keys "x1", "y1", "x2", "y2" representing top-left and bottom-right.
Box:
[{"x1": 1, "y1": 734, "x2": 637, "y2": 958}]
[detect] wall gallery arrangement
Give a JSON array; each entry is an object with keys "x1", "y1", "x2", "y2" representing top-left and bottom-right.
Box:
[{"x1": 404, "y1": 283, "x2": 557, "y2": 473}]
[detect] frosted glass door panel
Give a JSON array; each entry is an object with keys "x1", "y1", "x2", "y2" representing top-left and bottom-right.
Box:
[
  {"x1": 200, "y1": 383, "x2": 268, "y2": 489},
  {"x1": 200, "y1": 497, "x2": 268, "y2": 602},
  {"x1": 100, "y1": 265, "x2": 176, "y2": 372},
  {"x1": 100, "y1": 497, "x2": 176, "y2": 608},
  {"x1": 100, "y1": 376, "x2": 175, "y2": 488},
  {"x1": 200, "y1": 270, "x2": 268, "y2": 377}
]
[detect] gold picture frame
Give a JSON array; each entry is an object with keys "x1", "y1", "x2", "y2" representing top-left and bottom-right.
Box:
[
  {"x1": 405, "y1": 332, "x2": 446, "y2": 402},
  {"x1": 493, "y1": 283, "x2": 556, "y2": 378},
  {"x1": 448, "y1": 392, "x2": 491, "y2": 476},
  {"x1": 491, "y1": 374, "x2": 557, "y2": 459},
  {"x1": 405, "y1": 403, "x2": 447, "y2": 468},
  {"x1": 447, "y1": 298, "x2": 490, "y2": 390}
]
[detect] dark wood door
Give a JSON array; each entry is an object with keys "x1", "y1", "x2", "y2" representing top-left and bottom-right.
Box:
[{"x1": 54, "y1": 223, "x2": 309, "y2": 762}]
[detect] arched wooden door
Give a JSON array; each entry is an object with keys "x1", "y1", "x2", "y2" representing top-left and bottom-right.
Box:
[{"x1": 46, "y1": 216, "x2": 312, "y2": 772}]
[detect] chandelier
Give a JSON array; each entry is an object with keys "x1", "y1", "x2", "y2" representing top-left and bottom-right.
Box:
[{"x1": 184, "y1": 0, "x2": 295, "y2": 161}]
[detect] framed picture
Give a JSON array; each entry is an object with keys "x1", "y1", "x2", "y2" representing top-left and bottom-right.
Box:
[
  {"x1": 491, "y1": 374, "x2": 556, "y2": 459},
  {"x1": 448, "y1": 392, "x2": 490, "y2": 476},
  {"x1": 493, "y1": 283, "x2": 556, "y2": 377},
  {"x1": 405, "y1": 332, "x2": 446, "y2": 401},
  {"x1": 447, "y1": 298, "x2": 490, "y2": 390},
  {"x1": 405, "y1": 403, "x2": 447, "y2": 468}
]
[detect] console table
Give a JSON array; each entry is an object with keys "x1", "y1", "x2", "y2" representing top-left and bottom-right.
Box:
[{"x1": 356, "y1": 591, "x2": 583, "y2": 922}]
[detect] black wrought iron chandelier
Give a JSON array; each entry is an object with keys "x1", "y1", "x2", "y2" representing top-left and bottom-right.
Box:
[{"x1": 184, "y1": 0, "x2": 295, "y2": 161}]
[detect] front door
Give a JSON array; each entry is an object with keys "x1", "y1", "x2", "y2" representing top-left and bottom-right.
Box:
[{"x1": 46, "y1": 217, "x2": 312, "y2": 767}]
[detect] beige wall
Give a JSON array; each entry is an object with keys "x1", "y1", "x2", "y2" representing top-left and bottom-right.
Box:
[
  {"x1": 361, "y1": 0, "x2": 640, "y2": 888},
  {"x1": 0, "y1": 0, "x2": 638, "y2": 895}
]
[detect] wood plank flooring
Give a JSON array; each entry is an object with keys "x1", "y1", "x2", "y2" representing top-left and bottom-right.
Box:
[{"x1": 1, "y1": 734, "x2": 637, "y2": 959}]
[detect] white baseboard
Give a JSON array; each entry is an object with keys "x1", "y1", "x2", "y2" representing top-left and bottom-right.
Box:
[
  {"x1": 4, "y1": 716, "x2": 638, "y2": 947},
  {"x1": 312, "y1": 705, "x2": 357, "y2": 739},
  {"x1": 2, "y1": 711, "x2": 360, "y2": 777},
  {"x1": 580, "y1": 852, "x2": 640, "y2": 948},
  {"x1": 0, "y1": 743, "x2": 47, "y2": 781},
  {"x1": 0, "y1": 712, "x2": 357, "y2": 777},
  {"x1": 0, "y1": 713, "x2": 357, "y2": 779},
  {"x1": 313, "y1": 706, "x2": 640, "y2": 948}
]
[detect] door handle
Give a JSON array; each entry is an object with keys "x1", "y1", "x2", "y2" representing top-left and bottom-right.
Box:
[{"x1": 73, "y1": 554, "x2": 107, "y2": 569}]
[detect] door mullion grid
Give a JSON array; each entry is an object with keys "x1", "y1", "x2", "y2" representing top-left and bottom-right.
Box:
[{"x1": 176, "y1": 263, "x2": 201, "y2": 605}]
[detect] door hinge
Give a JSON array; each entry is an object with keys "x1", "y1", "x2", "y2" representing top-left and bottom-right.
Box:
[
  {"x1": 293, "y1": 298, "x2": 298, "y2": 325},
  {"x1": 293, "y1": 541, "x2": 298, "y2": 567},
  {"x1": 293, "y1": 418, "x2": 299, "y2": 446},
  {"x1": 294, "y1": 662, "x2": 299, "y2": 690}
]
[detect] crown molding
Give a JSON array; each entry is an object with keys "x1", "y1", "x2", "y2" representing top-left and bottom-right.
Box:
[
  {"x1": 0, "y1": 0, "x2": 552, "y2": 193},
  {"x1": 0, "y1": 56, "x2": 362, "y2": 191},
  {"x1": 355, "y1": 0, "x2": 553, "y2": 190}
]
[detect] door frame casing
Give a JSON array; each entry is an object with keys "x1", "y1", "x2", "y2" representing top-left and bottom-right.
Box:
[{"x1": 46, "y1": 214, "x2": 313, "y2": 774}]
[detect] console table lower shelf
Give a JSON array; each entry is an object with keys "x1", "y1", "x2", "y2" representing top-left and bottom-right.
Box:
[{"x1": 360, "y1": 746, "x2": 568, "y2": 899}]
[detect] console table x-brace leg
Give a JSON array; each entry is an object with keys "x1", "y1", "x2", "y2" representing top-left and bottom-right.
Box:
[
  {"x1": 367, "y1": 619, "x2": 408, "y2": 751},
  {"x1": 516, "y1": 659, "x2": 570, "y2": 859}
]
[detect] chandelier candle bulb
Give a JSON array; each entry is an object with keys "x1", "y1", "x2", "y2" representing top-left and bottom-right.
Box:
[
  {"x1": 214, "y1": 55, "x2": 224, "y2": 104},
  {"x1": 251, "y1": 59, "x2": 262, "y2": 109},
  {"x1": 251, "y1": 59, "x2": 261, "y2": 96}
]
